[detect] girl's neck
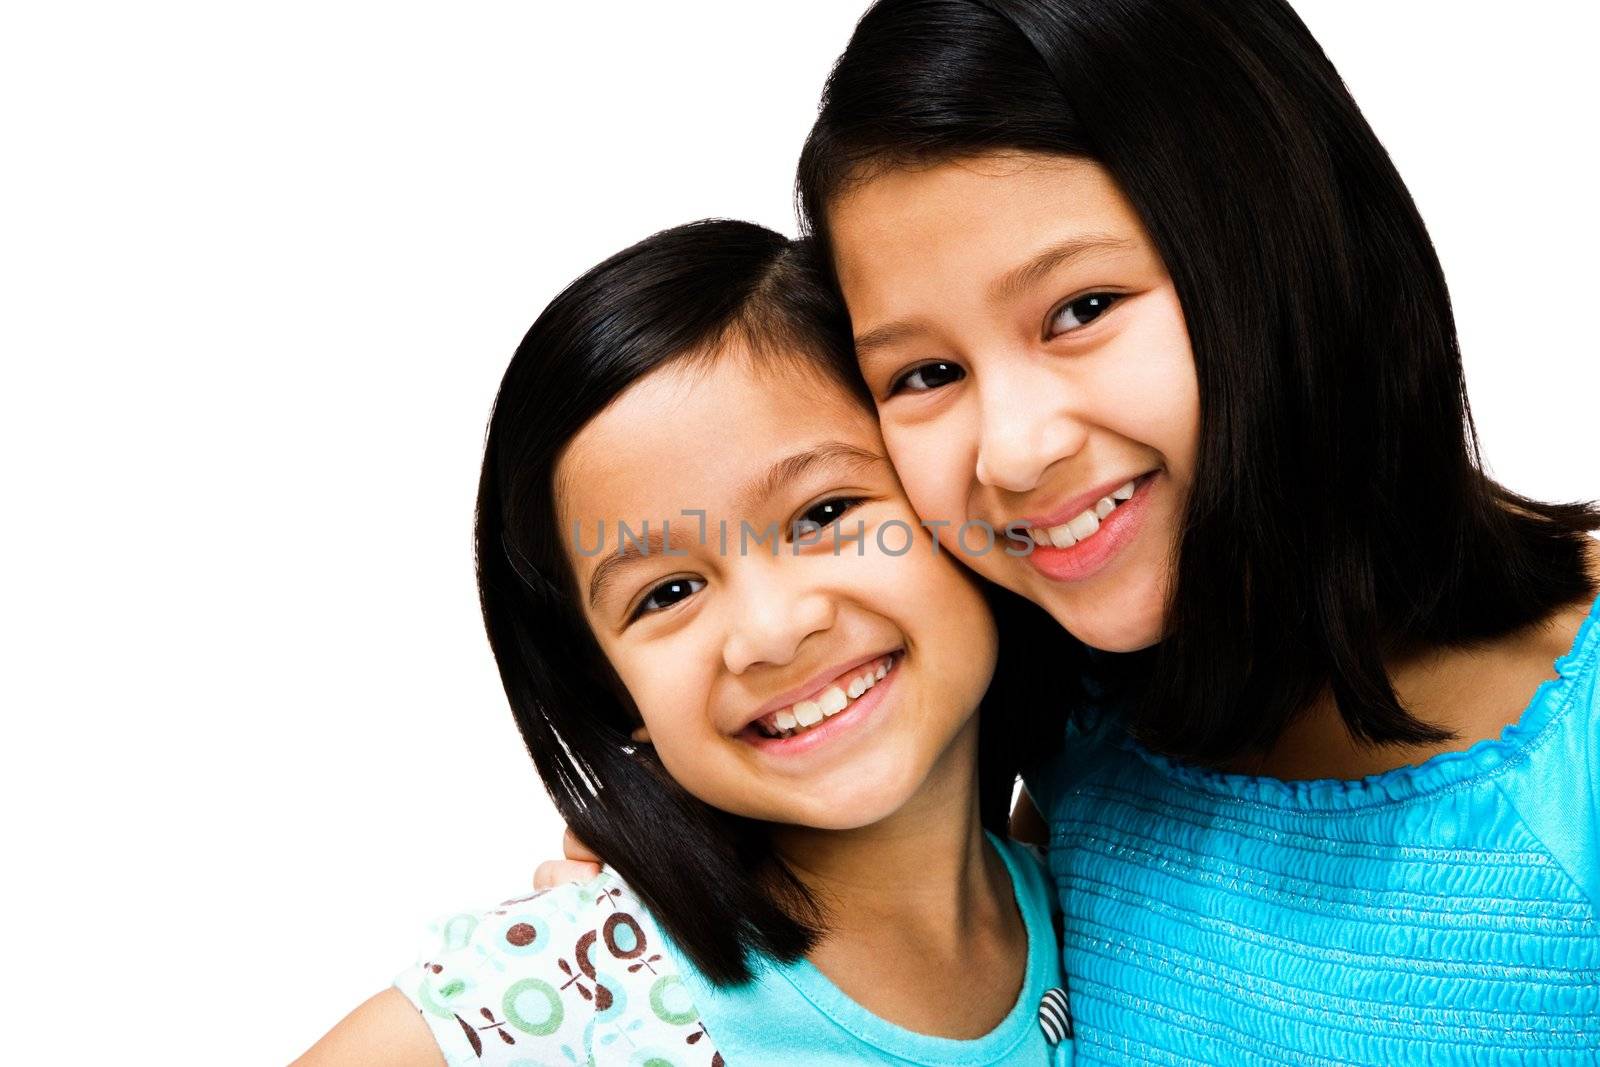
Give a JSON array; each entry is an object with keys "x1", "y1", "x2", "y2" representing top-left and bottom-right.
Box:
[{"x1": 769, "y1": 716, "x2": 1028, "y2": 1038}]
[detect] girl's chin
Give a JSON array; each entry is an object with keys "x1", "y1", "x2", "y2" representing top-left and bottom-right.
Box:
[
  {"x1": 1042, "y1": 595, "x2": 1165, "y2": 654},
  {"x1": 973, "y1": 562, "x2": 1165, "y2": 653},
  {"x1": 745, "y1": 773, "x2": 925, "y2": 833}
]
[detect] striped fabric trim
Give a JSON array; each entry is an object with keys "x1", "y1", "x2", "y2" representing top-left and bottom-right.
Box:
[{"x1": 1038, "y1": 985, "x2": 1074, "y2": 1044}]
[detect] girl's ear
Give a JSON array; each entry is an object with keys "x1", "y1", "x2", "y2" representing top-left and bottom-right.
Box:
[{"x1": 629, "y1": 724, "x2": 651, "y2": 744}]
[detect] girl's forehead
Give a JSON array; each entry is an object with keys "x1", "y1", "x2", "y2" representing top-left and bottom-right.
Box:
[
  {"x1": 830, "y1": 154, "x2": 1146, "y2": 283},
  {"x1": 555, "y1": 352, "x2": 886, "y2": 522}
]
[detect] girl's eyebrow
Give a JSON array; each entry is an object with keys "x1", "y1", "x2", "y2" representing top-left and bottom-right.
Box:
[
  {"x1": 853, "y1": 233, "x2": 1132, "y2": 360},
  {"x1": 854, "y1": 319, "x2": 928, "y2": 361},
  {"x1": 987, "y1": 232, "x2": 1131, "y2": 305},
  {"x1": 585, "y1": 441, "x2": 887, "y2": 609},
  {"x1": 734, "y1": 440, "x2": 886, "y2": 514},
  {"x1": 587, "y1": 523, "x2": 699, "y2": 609}
]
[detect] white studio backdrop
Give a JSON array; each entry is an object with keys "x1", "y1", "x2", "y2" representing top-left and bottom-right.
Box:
[{"x1": 0, "y1": 2, "x2": 1593, "y2": 1061}]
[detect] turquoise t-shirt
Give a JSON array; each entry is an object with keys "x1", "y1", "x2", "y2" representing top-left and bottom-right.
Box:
[
  {"x1": 395, "y1": 832, "x2": 1068, "y2": 1065},
  {"x1": 1025, "y1": 591, "x2": 1600, "y2": 1065}
]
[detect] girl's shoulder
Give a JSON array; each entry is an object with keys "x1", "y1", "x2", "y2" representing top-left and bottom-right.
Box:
[
  {"x1": 992, "y1": 834, "x2": 1053, "y2": 907},
  {"x1": 392, "y1": 870, "x2": 724, "y2": 1066},
  {"x1": 1495, "y1": 585, "x2": 1600, "y2": 906}
]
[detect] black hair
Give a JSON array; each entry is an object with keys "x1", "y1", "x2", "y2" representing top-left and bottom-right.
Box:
[
  {"x1": 797, "y1": 0, "x2": 1597, "y2": 763},
  {"x1": 476, "y1": 218, "x2": 1068, "y2": 984}
]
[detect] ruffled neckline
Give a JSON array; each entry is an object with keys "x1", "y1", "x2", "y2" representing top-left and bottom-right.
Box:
[{"x1": 1123, "y1": 591, "x2": 1600, "y2": 812}]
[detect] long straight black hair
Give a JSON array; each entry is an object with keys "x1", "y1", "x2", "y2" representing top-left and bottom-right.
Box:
[
  {"x1": 797, "y1": 0, "x2": 1597, "y2": 763},
  {"x1": 476, "y1": 219, "x2": 1069, "y2": 984}
]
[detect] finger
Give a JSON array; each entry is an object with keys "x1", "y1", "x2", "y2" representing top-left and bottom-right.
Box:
[
  {"x1": 533, "y1": 859, "x2": 603, "y2": 890},
  {"x1": 562, "y1": 827, "x2": 602, "y2": 865}
]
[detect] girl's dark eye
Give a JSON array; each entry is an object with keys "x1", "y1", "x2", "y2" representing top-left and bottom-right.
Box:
[
  {"x1": 630, "y1": 576, "x2": 705, "y2": 621},
  {"x1": 1048, "y1": 292, "x2": 1121, "y2": 336},
  {"x1": 888, "y1": 360, "x2": 965, "y2": 396},
  {"x1": 792, "y1": 496, "x2": 866, "y2": 540}
]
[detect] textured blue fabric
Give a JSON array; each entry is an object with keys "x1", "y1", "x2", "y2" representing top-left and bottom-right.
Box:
[{"x1": 1026, "y1": 594, "x2": 1600, "y2": 1065}]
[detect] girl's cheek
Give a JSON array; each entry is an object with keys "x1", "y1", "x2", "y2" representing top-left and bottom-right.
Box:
[{"x1": 883, "y1": 432, "x2": 969, "y2": 530}]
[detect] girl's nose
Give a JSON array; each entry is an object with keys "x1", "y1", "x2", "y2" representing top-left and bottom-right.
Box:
[
  {"x1": 973, "y1": 371, "x2": 1089, "y2": 493},
  {"x1": 721, "y1": 571, "x2": 836, "y2": 676}
]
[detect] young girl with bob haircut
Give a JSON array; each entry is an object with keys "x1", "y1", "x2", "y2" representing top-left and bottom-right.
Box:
[
  {"x1": 543, "y1": 0, "x2": 1600, "y2": 1062},
  {"x1": 293, "y1": 220, "x2": 1077, "y2": 1066}
]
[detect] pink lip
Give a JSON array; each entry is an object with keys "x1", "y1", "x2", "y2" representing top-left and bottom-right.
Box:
[
  {"x1": 1023, "y1": 472, "x2": 1158, "y2": 583},
  {"x1": 1019, "y1": 471, "x2": 1154, "y2": 531},
  {"x1": 740, "y1": 653, "x2": 900, "y2": 759},
  {"x1": 737, "y1": 647, "x2": 903, "y2": 732}
]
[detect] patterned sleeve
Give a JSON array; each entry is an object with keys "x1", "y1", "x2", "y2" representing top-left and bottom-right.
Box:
[{"x1": 392, "y1": 870, "x2": 725, "y2": 1066}]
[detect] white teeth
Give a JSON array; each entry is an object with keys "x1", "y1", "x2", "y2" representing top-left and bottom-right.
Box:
[
  {"x1": 1031, "y1": 481, "x2": 1142, "y2": 550},
  {"x1": 758, "y1": 655, "x2": 896, "y2": 738}
]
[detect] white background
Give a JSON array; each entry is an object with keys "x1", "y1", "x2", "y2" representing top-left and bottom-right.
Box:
[{"x1": 2, "y1": 2, "x2": 1595, "y2": 1061}]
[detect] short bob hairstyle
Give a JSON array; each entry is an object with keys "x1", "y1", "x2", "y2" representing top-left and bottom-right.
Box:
[
  {"x1": 476, "y1": 219, "x2": 1069, "y2": 984},
  {"x1": 796, "y1": 0, "x2": 1597, "y2": 764}
]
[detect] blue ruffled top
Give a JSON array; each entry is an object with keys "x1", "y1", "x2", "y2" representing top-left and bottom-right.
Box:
[{"x1": 1025, "y1": 593, "x2": 1600, "y2": 1065}]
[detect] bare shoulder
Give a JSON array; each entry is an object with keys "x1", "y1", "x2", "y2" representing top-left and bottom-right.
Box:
[
  {"x1": 1538, "y1": 537, "x2": 1599, "y2": 659},
  {"x1": 292, "y1": 987, "x2": 446, "y2": 1067}
]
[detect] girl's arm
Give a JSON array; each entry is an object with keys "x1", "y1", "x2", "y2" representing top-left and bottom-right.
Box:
[{"x1": 291, "y1": 988, "x2": 446, "y2": 1067}]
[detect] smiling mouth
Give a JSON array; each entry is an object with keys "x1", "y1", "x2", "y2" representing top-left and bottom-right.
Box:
[
  {"x1": 1024, "y1": 475, "x2": 1149, "y2": 550},
  {"x1": 747, "y1": 652, "x2": 901, "y2": 740}
]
